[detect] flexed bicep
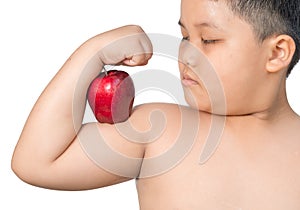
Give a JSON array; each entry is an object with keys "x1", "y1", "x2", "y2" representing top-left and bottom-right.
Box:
[{"x1": 20, "y1": 123, "x2": 146, "y2": 191}]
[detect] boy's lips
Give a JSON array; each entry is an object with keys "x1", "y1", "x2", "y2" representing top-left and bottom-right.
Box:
[{"x1": 181, "y1": 73, "x2": 199, "y2": 86}]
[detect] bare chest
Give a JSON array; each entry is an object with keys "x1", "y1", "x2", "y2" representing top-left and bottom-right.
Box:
[{"x1": 137, "y1": 137, "x2": 300, "y2": 210}]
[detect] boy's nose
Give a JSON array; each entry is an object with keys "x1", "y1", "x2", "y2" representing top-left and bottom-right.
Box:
[{"x1": 178, "y1": 39, "x2": 206, "y2": 69}]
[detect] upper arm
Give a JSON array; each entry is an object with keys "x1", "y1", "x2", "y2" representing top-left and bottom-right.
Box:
[{"x1": 14, "y1": 122, "x2": 146, "y2": 191}]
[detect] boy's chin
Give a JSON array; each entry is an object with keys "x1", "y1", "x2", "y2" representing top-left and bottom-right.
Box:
[
  {"x1": 186, "y1": 101, "x2": 215, "y2": 115},
  {"x1": 183, "y1": 91, "x2": 228, "y2": 116},
  {"x1": 185, "y1": 100, "x2": 228, "y2": 116}
]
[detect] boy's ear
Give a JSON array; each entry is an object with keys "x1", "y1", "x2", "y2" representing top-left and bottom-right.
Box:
[{"x1": 266, "y1": 35, "x2": 296, "y2": 73}]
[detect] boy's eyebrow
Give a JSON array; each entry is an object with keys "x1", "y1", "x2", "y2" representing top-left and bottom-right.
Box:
[{"x1": 178, "y1": 19, "x2": 223, "y2": 31}]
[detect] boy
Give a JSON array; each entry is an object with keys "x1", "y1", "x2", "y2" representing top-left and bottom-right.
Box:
[{"x1": 12, "y1": 0, "x2": 300, "y2": 209}]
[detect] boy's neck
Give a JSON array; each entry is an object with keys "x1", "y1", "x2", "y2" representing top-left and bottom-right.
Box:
[{"x1": 225, "y1": 84, "x2": 298, "y2": 128}]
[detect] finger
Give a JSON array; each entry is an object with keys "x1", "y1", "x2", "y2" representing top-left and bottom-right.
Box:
[{"x1": 122, "y1": 53, "x2": 152, "y2": 66}]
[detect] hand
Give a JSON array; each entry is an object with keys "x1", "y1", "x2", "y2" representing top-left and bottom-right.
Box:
[{"x1": 91, "y1": 25, "x2": 153, "y2": 66}]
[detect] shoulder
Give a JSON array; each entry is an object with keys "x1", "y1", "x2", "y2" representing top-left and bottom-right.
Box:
[
  {"x1": 129, "y1": 102, "x2": 212, "y2": 153},
  {"x1": 130, "y1": 103, "x2": 208, "y2": 131},
  {"x1": 131, "y1": 102, "x2": 181, "y2": 124},
  {"x1": 131, "y1": 102, "x2": 208, "y2": 120},
  {"x1": 132, "y1": 102, "x2": 183, "y2": 114}
]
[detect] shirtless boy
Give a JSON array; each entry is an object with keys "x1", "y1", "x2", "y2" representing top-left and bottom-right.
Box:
[{"x1": 12, "y1": 0, "x2": 300, "y2": 209}]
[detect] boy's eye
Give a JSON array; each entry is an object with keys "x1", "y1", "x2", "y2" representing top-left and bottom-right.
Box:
[
  {"x1": 201, "y1": 38, "x2": 218, "y2": 44},
  {"x1": 181, "y1": 37, "x2": 218, "y2": 44}
]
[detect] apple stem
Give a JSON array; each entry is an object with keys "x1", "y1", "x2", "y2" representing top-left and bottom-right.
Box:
[{"x1": 103, "y1": 66, "x2": 108, "y2": 76}]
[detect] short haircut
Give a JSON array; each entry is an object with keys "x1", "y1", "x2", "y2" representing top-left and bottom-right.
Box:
[{"x1": 222, "y1": 0, "x2": 300, "y2": 77}]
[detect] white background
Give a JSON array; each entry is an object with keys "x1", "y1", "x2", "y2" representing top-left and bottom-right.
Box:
[{"x1": 1, "y1": 0, "x2": 299, "y2": 209}]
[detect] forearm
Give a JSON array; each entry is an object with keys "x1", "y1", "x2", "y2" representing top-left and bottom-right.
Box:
[{"x1": 13, "y1": 37, "x2": 104, "y2": 166}]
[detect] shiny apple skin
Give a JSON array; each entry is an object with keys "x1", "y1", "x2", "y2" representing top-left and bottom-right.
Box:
[{"x1": 87, "y1": 70, "x2": 135, "y2": 124}]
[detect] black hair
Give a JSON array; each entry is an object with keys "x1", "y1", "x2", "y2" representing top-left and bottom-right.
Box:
[{"x1": 224, "y1": 0, "x2": 300, "y2": 77}]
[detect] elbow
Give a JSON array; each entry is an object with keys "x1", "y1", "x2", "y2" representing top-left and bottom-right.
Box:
[
  {"x1": 11, "y1": 152, "x2": 56, "y2": 190},
  {"x1": 11, "y1": 152, "x2": 39, "y2": 187},
  {"x1": 11, "y1": 154, "x2": 30, "y2": 184}
]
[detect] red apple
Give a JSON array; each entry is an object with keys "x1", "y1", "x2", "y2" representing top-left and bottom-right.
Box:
[{"x1": 87, "y1": 70, "x2": 135, "y2": 124}]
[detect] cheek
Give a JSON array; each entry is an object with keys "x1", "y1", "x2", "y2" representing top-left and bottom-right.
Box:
[{"x1": 213, "y1": 51, "x2": 267, "y2": 114}]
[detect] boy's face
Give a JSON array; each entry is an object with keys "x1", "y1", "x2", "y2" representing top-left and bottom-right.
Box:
[{"x1": 178, "y1": 0, "x2": 278, "y2": 115}]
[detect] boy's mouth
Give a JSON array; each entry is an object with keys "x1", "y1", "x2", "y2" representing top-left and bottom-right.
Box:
[{"x1": 181, "y1": 73, "x2": 199, "y2": 86}]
